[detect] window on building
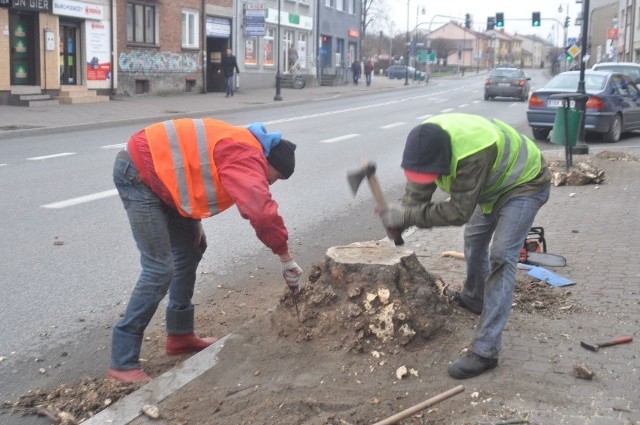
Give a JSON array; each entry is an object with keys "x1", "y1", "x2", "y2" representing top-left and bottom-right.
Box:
[
  {"x1": 325, "y1": 0, "x2": 332, "y2": 7},
  {"x1": 245, "y1": 37, "x2": 257, "y2": 65},
  {"x1": 264, "y1": 28, "x2": 274, "y2": 66},
  {"x1": 349, "y1": 0, "x2": 356, "y2": 14},
  {"x1": 182, "y1": 10, "x2": 199, "y2": 48},
  {"x1": 336, "y1": 0, "x2": 344, "y2": 11},
  {"x1": 127, "y1": 2, "x2": 156, "y2": 44}
]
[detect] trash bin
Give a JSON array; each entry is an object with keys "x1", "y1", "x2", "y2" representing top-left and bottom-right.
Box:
[
  {"x1": 551, "y1": 106, "x2": 581, "y2": 147},
  {"x1": 548, "y1": 93, "x2": 589, "y2": 169}
]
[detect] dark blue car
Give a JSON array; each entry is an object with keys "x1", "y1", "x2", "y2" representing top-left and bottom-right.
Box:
[{"x1": 527, "y1": 70, "x2": 640, "y2": 142}]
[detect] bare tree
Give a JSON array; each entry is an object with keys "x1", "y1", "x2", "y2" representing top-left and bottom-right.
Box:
[{"x1": 361, "y1": 0, "x2": 388, "y2": 45}]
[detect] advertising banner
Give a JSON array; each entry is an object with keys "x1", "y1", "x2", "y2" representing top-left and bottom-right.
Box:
[{"x1": 85, "y1": 19, "x2": 111, "y2": 83}]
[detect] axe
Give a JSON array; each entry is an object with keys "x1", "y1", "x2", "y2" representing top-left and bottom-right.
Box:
[{"x1": 347, "y1": 161, "x2": 404, "y2": 246}]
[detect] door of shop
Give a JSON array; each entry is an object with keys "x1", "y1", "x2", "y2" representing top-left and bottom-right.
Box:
[
  {"x1": 206, "y1": 37, "x2": 228, "y2": 92},
  {"x1": 9, "y1": 13, "x2": 36, "y2": 85},
  {"x1": 60, "y1": 23, "x2": 79, "y2": 85}
]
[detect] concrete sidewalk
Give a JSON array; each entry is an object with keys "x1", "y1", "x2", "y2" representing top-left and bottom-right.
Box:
[{"x1": 0, "y1": 77, "x2": 427, "y2": 140}]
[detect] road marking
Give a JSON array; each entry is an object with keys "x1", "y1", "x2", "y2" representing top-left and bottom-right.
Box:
[
  {"x1": 380, "y1": 122, "x2": 405, "y2": 129},
  {"x1": 416, "y1": 114, "x2": 432, "y2": 120},
  {"x1": 101, "y1": 143, "x2": 127, "y2": 149},
  {"x1": 458, "y1": 104, "x2": 469, "y2": 108},
  {"x1": 434, "y1": 99, "x2": 448, "y2": 103},
  {"x1": 472, "y1": 100, "x2": 481, "y2": 104},
  {"x1": 0, "y1": 163, "x2": 7, "y2": 167},
  {"x1": 42, "y1": 189, "x2": 118, "y2": 209},
  {"x1": 319, "y1": 134, "x2": 359, "y2": 144},
  {"x1": 440, "y1": 108, "x2": 454, "y2": 113},
  {"x1": 27, "y1": 152, "x2": 76, "y2": 161}
]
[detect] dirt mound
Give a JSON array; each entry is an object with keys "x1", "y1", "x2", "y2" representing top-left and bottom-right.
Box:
[
  {"x1": 2, "y1": 378, "x2": 141, "y2": 424},
  {"x1": 594, "y1": 150, "x2": 639, "y2": 162}
]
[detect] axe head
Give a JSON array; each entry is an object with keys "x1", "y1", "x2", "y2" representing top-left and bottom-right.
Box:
[{"x1": 347, "y1": 161, "x2": 377, "y2": 196}]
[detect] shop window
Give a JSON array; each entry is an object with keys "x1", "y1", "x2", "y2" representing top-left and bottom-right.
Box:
[
  {"x1": 185, "y1": 79, "x2": 196, "y2": 92},
  {"x1": 182, "y1": 10, "x2": 199, "y2": 49},
  {"x1": 245, "y1": 37, "x2": 257, "y2": 65},
  {"x1": 127, "y1": 2, "x2": 157, "y2": 45},
  {"x1": 264, "y1": 28, "x2": 274, "y2": 66}
]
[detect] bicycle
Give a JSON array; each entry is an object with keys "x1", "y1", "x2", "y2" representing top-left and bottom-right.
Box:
[{"x1": 290, "y1": 59, "x2": 306, "y2": 89}]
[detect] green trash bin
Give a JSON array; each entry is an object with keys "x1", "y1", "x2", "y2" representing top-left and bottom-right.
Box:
[{"x1": 551, "y1": 106, "x2": 581, "y2": 147}]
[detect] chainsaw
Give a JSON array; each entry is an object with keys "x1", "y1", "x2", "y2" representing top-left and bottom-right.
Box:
[{"x1": 519, "y1": 227, "x2": 566, "y2": 267}]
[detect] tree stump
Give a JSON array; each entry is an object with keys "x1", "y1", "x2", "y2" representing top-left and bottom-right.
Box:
[{"x1": 291, "y1": 241, "x2": 453, "y2": 352}]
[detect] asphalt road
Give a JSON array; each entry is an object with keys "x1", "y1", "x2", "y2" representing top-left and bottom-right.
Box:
[{"x1": 2, "y1": 68, "x2": 640, "y2": 424}]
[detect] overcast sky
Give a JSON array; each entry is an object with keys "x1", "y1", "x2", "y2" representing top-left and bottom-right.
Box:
[{"x1": 386, "y1": 0, "x2": 584, "y2": 46}]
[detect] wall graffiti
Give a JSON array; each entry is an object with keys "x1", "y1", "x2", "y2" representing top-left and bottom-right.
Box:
[{"x1": 118, "y1": 50, "x2": 201, "y2": 75}]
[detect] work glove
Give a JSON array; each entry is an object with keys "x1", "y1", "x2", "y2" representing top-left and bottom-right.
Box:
[
  {"x1": 281, "y1": 258, "x2": 303, "y2": 294},
  {"x1": 192, "y1": 220, "x2": 207, "y2": 254},
  {"x1": 379, "y1": 204, "x2": 407, "y2": 230}
]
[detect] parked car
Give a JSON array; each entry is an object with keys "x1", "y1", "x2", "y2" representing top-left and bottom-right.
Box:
[
  {"x1": 484, "y1": 67, "x2": 531, "y2": 101},
  {"x1": 592, "y1": 62, "x2": 640, "y2": 84},
  {"x1": 527, "y1": 70, "x2": 640, "y2": 142},
  {"x1": 386, "y1": 64, "x2": 416, "y2": 79}
]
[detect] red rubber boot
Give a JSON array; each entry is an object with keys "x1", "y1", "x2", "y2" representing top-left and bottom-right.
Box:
[{"x1": 165, "y1": 332, "x2": 217, "y2": 355}]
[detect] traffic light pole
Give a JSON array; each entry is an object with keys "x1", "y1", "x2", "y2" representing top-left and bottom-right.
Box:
[{"x1": 573, "y1": 0, "x2": 590, "y2": 155}]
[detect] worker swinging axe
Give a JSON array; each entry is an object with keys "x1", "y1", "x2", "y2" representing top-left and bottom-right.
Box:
[
  {"x1": 580, "y1": 336, "x2": 633, "y2": 352},
  {"x1": 347, "y1": 161, "x2": 404, "y2": 246}
]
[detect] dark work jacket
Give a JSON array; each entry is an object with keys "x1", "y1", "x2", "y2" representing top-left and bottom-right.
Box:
[{"x1": 221, "y1": 54, "x2": 240, "y2": 78}]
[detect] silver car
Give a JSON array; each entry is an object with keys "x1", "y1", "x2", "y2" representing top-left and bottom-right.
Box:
[
  {"x1": 484, "y1": 67, "x2": 531, "y2": 101},
  {"x1": 591, "y1": 62, "x2": 640, "y2": 84}
]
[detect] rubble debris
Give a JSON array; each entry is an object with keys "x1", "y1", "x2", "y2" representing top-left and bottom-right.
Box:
[
  {"x1": 548, "y1": 160, "x2": 605, "y2": 186},
  {"x1": 141, "y1": 404, "x2": 160, "y2": 419},
  {"x1": 573, "y1": 363, "x2": 595, "y2": 380}
]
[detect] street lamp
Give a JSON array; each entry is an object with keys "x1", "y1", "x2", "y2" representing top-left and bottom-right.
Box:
[
  {"x1": 274, "y1": 0, "x2": 282, "y2": 101},
  {"x1": 405, "y1": 0, "x2": 409, "y2": 85}
]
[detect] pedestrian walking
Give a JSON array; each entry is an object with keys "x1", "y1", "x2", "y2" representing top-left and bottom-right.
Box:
[
  {"x1": 220, "y1": 48, "x2": 240, "y2": 97},
  {"x1": 351, "y1": 59, "x2": 361, "y2": 85},
  {"x1": 364, "y1": 60, "x2": 374, "y2": 86},
  {"x1": 107, "y1": 119, "x2": 302, "y2": 383},
  {"x1": 379, "y1": 113, "x2": 551, "y2": 379}
]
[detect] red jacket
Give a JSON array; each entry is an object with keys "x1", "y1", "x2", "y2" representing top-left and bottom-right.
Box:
[{"x1": 127, "y1": 127, "x2": 289, "y2": 255}]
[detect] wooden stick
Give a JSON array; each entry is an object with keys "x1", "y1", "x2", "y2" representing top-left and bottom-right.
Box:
[
  {"x1": 371, "y1": 385, "x2": 465, "y2": 425},
  {"x1": 442, "y1": 251, "x2": 465, "y2": 260}
]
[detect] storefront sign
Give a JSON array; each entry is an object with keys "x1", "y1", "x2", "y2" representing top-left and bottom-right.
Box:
[
  {"x1": 244, "y1": 3, "x2": 265, "y2": 37},
  {"x1": 85, "y1": 19, "x2": 111, "y2": 81},
  {"x1": 53, "y1": 0, "x2": 104, "y2": 20},
  {"x1": 10, "y1": 0, "x2": 52, "y2": 12},
  {"x1": 265, "y1": 8, "x2": 312, "y2": 30},
  {"x1": 206, "y1": 16, "x2": 231, "y2": 38}
]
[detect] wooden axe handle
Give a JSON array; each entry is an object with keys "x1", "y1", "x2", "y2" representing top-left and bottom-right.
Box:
[
  {"x1": 367, "y1": 173, "x2": 388, "y2": 210},
  {"x1": 367, "y1": 173, "x2": 404, "y2": 246}
]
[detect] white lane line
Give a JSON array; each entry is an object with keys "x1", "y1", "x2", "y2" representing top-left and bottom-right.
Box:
[
  {"x1": 440, "y1": 108, "x2": 454, "y2": 113},
  {"x1": 380, "y1": 122, "x2": 406, "y2": 129},
  {"x1": 0, "y1": 163, "x2": 7, "y2": 167},
  {"x1": 42, "y1": 189, "x2": 118, "y2": 209},
  {"x1": 434, "y1": 99, "x2": 448, "y2": 103},
  {"x1": 27, "y1": 152, "x2": 76, "y2": 161},
  {"x1": 458, "y1": 104, "x2": 470, "y2": 108},
  {"x1": 472, "y1": 100, "x2": 481, "y2": 104},
  {"x1": 319, "y1": 134, "x2": 359, "y2": 144},
  {"x1": 101, "y1": 143, "x2": 127, "y2": 149},
  {"x1": 416, "y1": 114, "x2": 433, "y2": 120}
]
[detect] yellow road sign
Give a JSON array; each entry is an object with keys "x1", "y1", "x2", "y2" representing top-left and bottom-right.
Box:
[{"x1": 568, "y1": 45, "x2": 580, "y2": 57}]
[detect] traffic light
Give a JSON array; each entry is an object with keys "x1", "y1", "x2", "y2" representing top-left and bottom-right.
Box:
[
  {"x1": 565, "y1": 48, "x2": 573, "y2": 62},
  {"x1": 465, "y1": 13, "x2": 471, "y2": 29},
  {"x1": 565, "y1": 16, "x2": 570, "y2": 28},
  {"x1": 495, "y1": 12, "x2": 504, "y2": 28},
  {"x1": 487, "y1": 16, "x2": 495, "y2": 30},
  {"x1": 532, "y1": 12, "x2": 541, "y2": 27}
]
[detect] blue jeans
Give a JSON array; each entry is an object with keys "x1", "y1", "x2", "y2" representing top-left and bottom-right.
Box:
[
  {"x1": 460, "y1": 187, "x2": 550, "y2": 359},
  {"x1": 225, "y1": 76, "x2": 234, "y2": 95},
  {"x1": 111, "y1": 154, "x2": 203, "y2": 370}
]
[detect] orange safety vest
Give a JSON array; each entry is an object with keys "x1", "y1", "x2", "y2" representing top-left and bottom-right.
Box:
[{"x1": 144, "y1": 118, "x2": 263, "y2": 219}]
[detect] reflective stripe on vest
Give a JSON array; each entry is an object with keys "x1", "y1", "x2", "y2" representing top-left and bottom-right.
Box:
[{"x1": 145, "y1": 118, "x2": 263, "y2": 219}]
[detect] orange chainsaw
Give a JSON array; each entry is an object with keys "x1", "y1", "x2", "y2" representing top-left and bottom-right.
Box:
[{"x1": 519, "y1": 227, "x2": 566, "y2": 267}]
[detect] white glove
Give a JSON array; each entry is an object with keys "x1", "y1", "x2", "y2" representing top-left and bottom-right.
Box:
[
  {"x1": 380, "y1": 205, "x2": 407, "y2": 229},
  {"x1": 281, "y1": 258, "x2": 303, "y2": 292}
]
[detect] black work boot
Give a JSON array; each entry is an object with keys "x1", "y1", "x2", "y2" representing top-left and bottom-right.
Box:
[
  {"x1": 448, "y1": 352, "x2": 498, "y2": 379},
  {"x1": 447, "y1": 287, "x2": 482, "y2": 315}
]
